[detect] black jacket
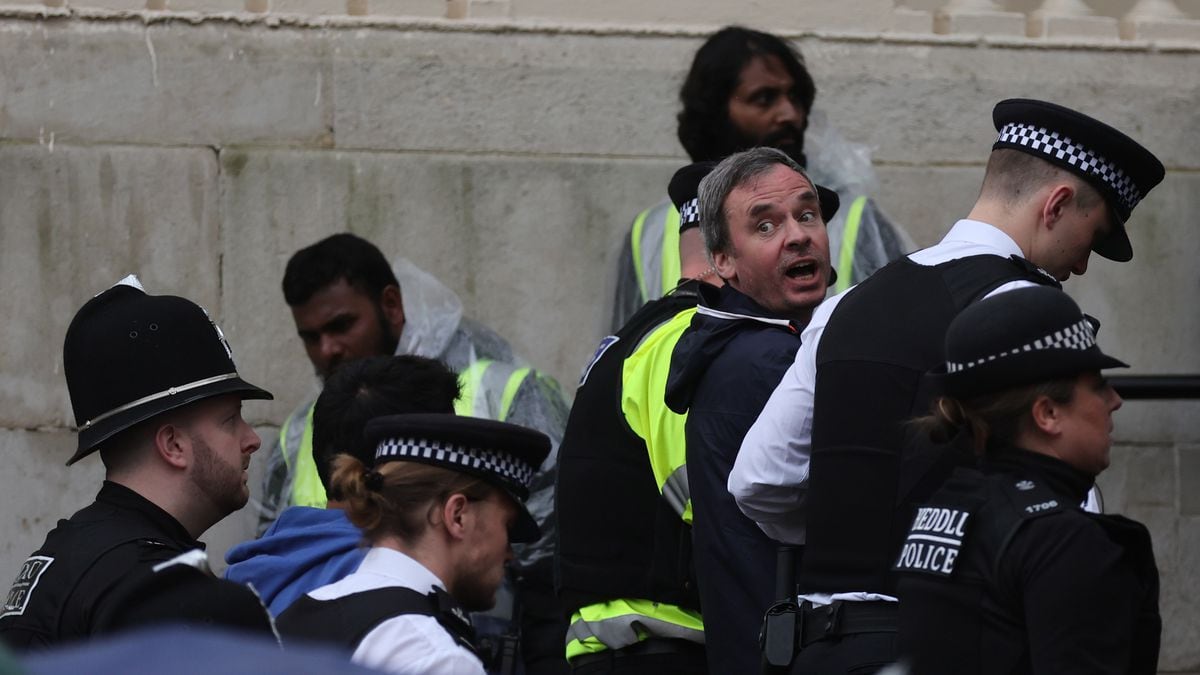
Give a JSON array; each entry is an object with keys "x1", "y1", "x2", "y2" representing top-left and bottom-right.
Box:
[
  {"x1": 665, "y1": 283, "x2": 802, "y2": 675},
  {"x1": 0, "y1": 482, "x2": 273, "y2": 650},
  {"x1": 897, "y1": 449, "x2": 1160, "y2": 674}
]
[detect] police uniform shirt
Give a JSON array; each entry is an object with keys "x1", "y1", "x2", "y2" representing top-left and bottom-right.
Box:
[
  {"x1": 303, "y1": 547, "x2": 485, "y2": 675},
  {"x1": 728, "y1": 219, "x2": 1041, "y2": 548},
  {"x1": 0, "y1": 481, "x2": 272, "y2": 649}
]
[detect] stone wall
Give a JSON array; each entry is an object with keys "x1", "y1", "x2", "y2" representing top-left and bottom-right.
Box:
[{"x1": 0, "y1": 8, "x2": 1197, "y2": 670}]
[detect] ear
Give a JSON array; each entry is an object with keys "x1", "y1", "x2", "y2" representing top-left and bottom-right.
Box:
[
  {"x1": 379, "y1": 284, "x2": 405, "y2": 336},
  {"x1": 712, "y1": 249, "x2": 736, "y2": 282},
  {"x1": 1041, "y1": 184, "x2": 1076, "y2": 230},
  {"x1": 153, "y1": 422, "x2": 191, "y2": 470},
  {"x1": 1029, "y1": 394, "x2": 1064, "y2": 439},
  {"x1": 441, "y1": 493, "x2": 471, "y2": 542}
]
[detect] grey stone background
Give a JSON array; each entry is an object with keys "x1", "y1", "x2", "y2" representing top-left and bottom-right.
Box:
[{"x1": 0, "y1": 11, "x2": 1197, "y2": 671}]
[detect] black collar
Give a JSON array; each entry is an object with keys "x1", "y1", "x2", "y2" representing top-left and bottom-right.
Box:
[
  {"x1": 984, "y1": 449, "x2": 1094, "y2": 506},
  {"x1": 96, "y1": 481, "x2": 203, "y2": 549}
]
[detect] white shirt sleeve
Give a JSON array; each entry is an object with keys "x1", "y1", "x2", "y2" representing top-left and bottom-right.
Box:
[
  {"x1": 353, "y1": 614, "x2": 486, "y2": 675},
  {"x1": 728, "y1": 295, "x2": 842, "y2": 546}
]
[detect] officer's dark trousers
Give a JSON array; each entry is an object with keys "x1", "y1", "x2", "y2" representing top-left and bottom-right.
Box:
[{"x1": 789, "y1": 631, "x2": 896, "y2": 675}]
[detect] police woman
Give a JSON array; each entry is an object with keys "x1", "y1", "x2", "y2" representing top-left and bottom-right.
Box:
[
  {"x1": 277, "y1": 414, "x2": 549, "y2": 675},
  {"x1": 895, "y1": 286, "x2": 1159, "y2": 675}
]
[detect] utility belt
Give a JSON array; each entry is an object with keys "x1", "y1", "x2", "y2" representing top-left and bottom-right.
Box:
[
  {"x1": 570, "y1": 638, "x2": 706, "y2": 673},
  {"x1": 761, "y1": 600, "x2": 898, "y2": 670}
]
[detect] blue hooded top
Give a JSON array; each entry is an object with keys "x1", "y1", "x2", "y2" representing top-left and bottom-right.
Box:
[{"x1": 224, "y1": 506, "x2": 365, "y2": 617}]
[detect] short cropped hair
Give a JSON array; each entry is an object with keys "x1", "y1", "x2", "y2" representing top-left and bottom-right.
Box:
[
  {"x1": 698, "y1": 147, "x2": 811, "y2": 257},
  {"x1": 312, "y1": 355, "x2": 461, "y2": 494},
  {"x1": 282, "y1": 233, "x2": 400, "y2": 307},
  {"x1": 979, "y1": 149, "x2": 1104, "y2": 210},
  {"x1": 677, "y1": 26, "x2": 817, "y2": 163}
]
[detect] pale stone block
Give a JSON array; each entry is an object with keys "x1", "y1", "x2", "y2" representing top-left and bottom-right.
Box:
[
  {"x1": 933, "y1": 8, "x2": 1026, "y2": 35},
  {"x1": 0, "y1": 21, "x2": 331, "y2": 146},
  {"x1": 0, "y1": 144, "x2": 222, "y2": 430},
  {"x1": 889, "y1": 7, "x2": 934, "y2": 32},
  {"x1": 1067, "y1": 174, "x2": 1200, "y2": 413},
  {"x1": 1119, "y1": 15, "x2": 1200, "y2": 39},
  {"x1": 271, "y1": 0, "x2": 352, "y2": 14},
  {"x1": 1116, "y1": 446, "x2": 1176, "y2": 508},
  {"x1": 361, "y1": 0, "x2": 447, "y2": 17},
  {"x1": 330, "y1": 30, "x2": 686, "y2": 158},
  {"x1": 164, "y1": 0, "x2": 248, "y2": 10},
  {"x1": 71, "y1": 0, "x2": 150, "y2": 10},
  {"x1": 468, "y1": 0, "x2": 509, "y2": 19},
  {"x1": 1181, "y1": 445, "x2": 1200, "y2": 516},
  {"x1": 510, "y1": 0, "x2": 894, "y2": 32},
  {"x1": 0, "y1": 430, "x2": 105, "y2": 584},
  {"x1": 873, "y1": 165, "x2": 985, "y2": 248},
  {"x1": 1164, "y1": 515, "x2": 1200, "y2": 671},
  {"x1": 1028, "y1": 13, "x2": 1120, "y2": 38},
  {"x1": 806, "y1": 40, "x2": 1200, "y2": 171}
]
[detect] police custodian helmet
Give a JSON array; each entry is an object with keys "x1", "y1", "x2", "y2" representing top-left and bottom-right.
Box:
[{"x1": 63, "y1": 275, "x2": 273, "y2": 465}]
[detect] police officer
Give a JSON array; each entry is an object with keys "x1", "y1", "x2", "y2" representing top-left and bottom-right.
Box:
[
  {"x1": 0, "y1": 276, "x2": 276, "y2": 649},
  {"x1": 555, "y1": 162, "x2": 716, "y2": 673},
  {"x1": 896, "y1": 286, "x2": 1159, "y2": 674},
  {"x1": 729, "y1": 98, "x2": 1165, "y2": 672},
  {"x1": 276, "y1": 414, "x2": 550, "y2": 675}
]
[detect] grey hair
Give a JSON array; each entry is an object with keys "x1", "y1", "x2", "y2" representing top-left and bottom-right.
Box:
[{"x1": 698, "y1": 147, "x2": 812, "y2": 257}]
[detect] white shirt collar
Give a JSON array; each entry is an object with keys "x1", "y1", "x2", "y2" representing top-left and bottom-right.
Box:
[
  {"x1": 357, "y1": 546, "x2": 449, "y2": 593},
  {"x1": 939, "y1": 219, "x2": 1025, "y2": 259}
]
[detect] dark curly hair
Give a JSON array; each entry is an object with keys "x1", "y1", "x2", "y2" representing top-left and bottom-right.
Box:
[
  {"x1": 677, "y1": 26, "x2": 817, "y2": 163},
  {"x1": 282, "y1": 233, "x2": 400, "y2": 307}
]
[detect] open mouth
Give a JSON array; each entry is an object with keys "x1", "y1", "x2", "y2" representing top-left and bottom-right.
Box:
[{"x1": 785, "y1": 260, "x2": 818, "y2": 280}]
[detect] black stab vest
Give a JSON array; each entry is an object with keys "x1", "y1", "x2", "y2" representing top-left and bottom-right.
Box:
[
  {"x1": 554, "y1": 283, "x2": 702, "y2": 614},
  {"x1": 801, "y1": 254, "x2": 1058, "y2": 595},
  {"x1": 277, "y1": 586, "x2": 477, "y2": 656},
  {"x1": 896, "y1": 466, "x2": 1160, "y2": 675}
]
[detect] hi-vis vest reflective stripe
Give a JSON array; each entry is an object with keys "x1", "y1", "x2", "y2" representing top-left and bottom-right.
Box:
[
  {"x1": 630, "y1": 194, "x2": 868, "y2": 302},
  {"x1": 631, "y1": 202, "x2": 681, "y2": 306},
  {"x1": 566, "y1": 600, "x2": 704, "y2": 661},
  {"x1": 282, "y1": 359, "x2": 532, "y2": 508},
  {"x1": 565, "y1": 309, "x2": 701, "y2": 661},
  {"x1": 834, "y1": 196, "x2": 869, "y2": 294}
]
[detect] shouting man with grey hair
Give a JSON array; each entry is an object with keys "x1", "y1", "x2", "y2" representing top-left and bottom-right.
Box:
[{"x1": 662, "y1": 146, "x2": 840, "y2": 674}]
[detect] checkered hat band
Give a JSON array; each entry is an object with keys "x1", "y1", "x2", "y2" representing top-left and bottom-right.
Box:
[
  {"x1": 678, "y1": 199, "x2": 700, "y2": 226},
  {"x1": 946, "y1": 317, "x2": 1096, "y2": 374},
  {"x1": 374, "y1": 437, "x2": 536, "y2": 490},
  {"x1": 997, "y1": 123, "x2": 1141, "y2": 213}
]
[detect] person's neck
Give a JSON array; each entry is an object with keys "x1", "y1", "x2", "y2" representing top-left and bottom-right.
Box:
[
  {"x1": 374, "y1": 533, "x2": 455, "y2": 589},
  {"x1": 678, "y1": 229, "x2": 722, "y2": 285},
  {"x1": 107, "y1": 472, "x2": 215, "y2": 539},
  {"x1": 966, "y1": 199, "x2": 1036, "y2": 261}
]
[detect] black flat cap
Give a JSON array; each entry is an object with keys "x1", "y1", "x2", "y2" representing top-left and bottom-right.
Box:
[
  {"x1": 993, "y1": 98, "x2": 1165, "y2": 262},
  {"x1": 64, "y1": 276, "x2": 272, "y2": 465},
  {"x1": 933, "y1": 286, "x2": 1127, "y2": 398},
  {"x1": 364, "y1": 414, "x2": 551, "y2": 544}
]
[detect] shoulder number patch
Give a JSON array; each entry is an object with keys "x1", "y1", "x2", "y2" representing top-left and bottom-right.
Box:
[
  {"x1": 2, "y1": 555, "x2": 54, "y2": 618},
  {"x1": 895, "y1": 506, "x2": 970, "y2": 577},
  {"x1": 578, "y1": 335, "x2": 619, "y2": 388}
]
